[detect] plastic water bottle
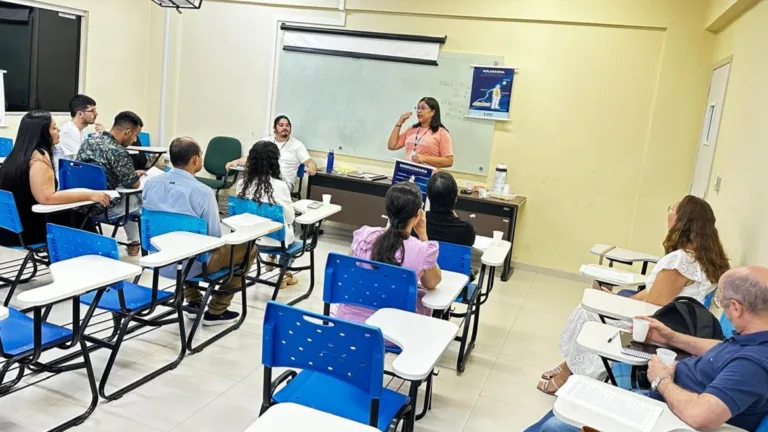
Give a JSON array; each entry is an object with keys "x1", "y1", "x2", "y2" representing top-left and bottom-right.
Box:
[
  {"x1": 326, "y1": 149, "x2": 335, "y2": 174},
  {"x1": 493, "y1": 164, "x2": 507, "y2": 193}
]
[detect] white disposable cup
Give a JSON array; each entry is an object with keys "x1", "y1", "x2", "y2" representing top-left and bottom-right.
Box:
[
  {"x1": 493, "y1": 230, "x2": 503, "y2": 241},
  {"x1": 322, "y1": 194, "x2": 331, "y2": 204},
  {"x1": 466, "y1": 181, "x2": 475, "y2": 191},
  {"x1": 357, "y1": 165, "x2": 364, "y2": 174},
  {"x1": 478, "y1": 188, "x2": 488, "y2": 199},
  {"x1": 632, "y1": 318, "x2": 650, "y2": 342},
  {"x1": 656, "y1": 348, "x2": 677, "y2": 366}
]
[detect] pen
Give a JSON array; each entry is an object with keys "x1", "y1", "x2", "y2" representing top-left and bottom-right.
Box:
[{"x1": 607, "y1": 331, "x2": 620, "y2": 343}]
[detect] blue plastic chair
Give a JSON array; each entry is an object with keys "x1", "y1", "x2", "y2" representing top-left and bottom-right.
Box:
[
  {"x1": 260, "y1": 301, "x2": 411, "y2": 431},
  {"x1": 0, "y1": 224, "x2": 120, "y2": 430},
  {"x1": 291, "y1": 164, "x2": 306, "y2": 200},
  {"x1": 0, "y1": 190, "x2": 47, "y2": 306},
  {"x1": 58, "y1": 159, "x2": 138, "y2": 241},
  {"x1": 703, "y1": 290, "x2": 715, "y2": 309},
  {"x1": 719, "y1": 311, "x2": 736, "y2": 338},
  {"x1": 228, "y1": 196, "x2": 315, "y2": 306},
  {"x1": 138, "y1": 131, "x2": 150, "y2": 148},
  {"x1": 322, "y1": 252, "x2": 418, "y2": 315},
  {"x1": 0, "y1": 137, "x2": 11, "y2": 157},
  {"x1": 436, "y1": 241, "x2": 482, "y2": 373}
]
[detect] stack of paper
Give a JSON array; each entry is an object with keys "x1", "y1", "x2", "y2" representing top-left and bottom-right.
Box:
[
  {"x1": 580, "y1": 264, "x2": 636, "y2": 283},
  {"x1": 139, "y1": 167, "x2": 165, "y2": 188}
]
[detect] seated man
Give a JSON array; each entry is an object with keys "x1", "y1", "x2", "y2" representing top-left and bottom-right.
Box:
[
  {"x1": 53, "y1": 94, "x2": 103, "y2": 172},
  {"x1": 425, "y1": 171, "x2": 476, "y2": 247},
  {"x1": 526, "y1": 265, "x2": 768, "y2": 432},
  {"x1": 77, "y1": 111, "x2": 144, "y2": 256},
  {"x1": 142, "y1": 137, "x2": 256, "y2": 326},
  {"x1": 225, "y1": 115, "x2": 317, "y2": 192}
]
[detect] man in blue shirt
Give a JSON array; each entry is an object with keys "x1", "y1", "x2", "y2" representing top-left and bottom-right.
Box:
[
  {"x1": 143, "y1": 137, "x2": 256, "y2": 326},
  {"x1": 526, "y1": 265, "x2": 768, "y2": 432}
]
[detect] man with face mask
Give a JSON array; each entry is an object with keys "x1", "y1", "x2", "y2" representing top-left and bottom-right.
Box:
[
  {"x1": 225, "y1": 115, "x2": 317, "y2": 192},
  {"x1": 142, "y1": 137, "x2": 257, "y2": 326},
  {"x1": 526, "y1": 266, "x2": 768, "y2": 432},
  {"x1": 77, "y1": 111, "x2": 144, "y2": 255}
]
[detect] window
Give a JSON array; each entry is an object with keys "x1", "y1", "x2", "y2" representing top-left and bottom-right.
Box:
[{"x1": 0, "y1": 0, "x2": 82, "y2": 112}]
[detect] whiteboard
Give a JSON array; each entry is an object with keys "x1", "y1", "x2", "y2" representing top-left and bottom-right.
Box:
[{"x1": 275, "y1": 51, "x2": 501, "y2": 175}]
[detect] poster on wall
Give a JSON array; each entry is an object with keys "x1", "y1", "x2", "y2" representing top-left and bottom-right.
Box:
[{"x1": 467, "y1": 65, "x2": 515, "y2": 121}]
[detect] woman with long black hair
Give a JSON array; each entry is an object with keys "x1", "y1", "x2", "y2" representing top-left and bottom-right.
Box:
[
  {"x1": 235, "y1": 140, "x2": 298, "y2": 286},
  {"x1": 334, "y1": 181, "x2": 442, "y2": 324},
  {"x1": 0, "y1": 111, "x2": 110, "y2": 247},
  {"x1": 387, "y1": 97, "x2": 454, "y2": 168}
]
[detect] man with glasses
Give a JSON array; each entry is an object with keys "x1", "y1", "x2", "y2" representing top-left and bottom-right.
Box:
[
  {"x1": 58, "y1": 94, "x2": 103, "y2": 161},
  {"x1": 526, "y1": 266, "x2": 768, "y2": 432}
]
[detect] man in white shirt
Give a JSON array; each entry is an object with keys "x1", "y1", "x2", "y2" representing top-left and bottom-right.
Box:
[
  {"x1": 53, "y1": 94, "x2": 103, "y2": 173},
  {"x1": 225, "y1": 115, "x2": 317, "y2": 191}
]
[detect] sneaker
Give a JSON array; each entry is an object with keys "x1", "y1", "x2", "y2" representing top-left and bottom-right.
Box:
[
  {"x1": 184, "y1": 301, "x2": 202, "y2": 319},
  {"x1": 203, "y1": 310, "x2": 240, "y2": 326}
]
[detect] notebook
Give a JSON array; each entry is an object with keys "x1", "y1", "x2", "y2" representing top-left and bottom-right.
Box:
[{"x1": 619, "y1": 332, "x2": 689, "y2": 361}]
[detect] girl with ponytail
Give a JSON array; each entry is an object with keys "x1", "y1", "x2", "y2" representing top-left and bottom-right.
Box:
[{"x1": 334, "y1": 181, "x2": 442, "y2": 323}]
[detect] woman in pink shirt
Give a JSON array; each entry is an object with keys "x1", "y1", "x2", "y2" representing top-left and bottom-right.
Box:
[
  {"x1": 387, "y1": 97, "x2": 454, "y2": 169},
  {"x1": 334, "y1": 182, "x2": 442, "y2": 324}
]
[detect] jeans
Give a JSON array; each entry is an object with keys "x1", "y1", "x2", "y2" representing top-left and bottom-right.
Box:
[
  {"x1": 524, "y1": 410, "x2": 580, "y2": 432},
  {"x1": 106, "y1": 195, "x2": 142, "y2": 243}
]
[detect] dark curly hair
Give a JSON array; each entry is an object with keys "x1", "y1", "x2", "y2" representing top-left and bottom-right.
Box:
[
  {"x1": 664, "y1": 195, "x2": 730, "y2": 284},
  {"x1": 237, "y1": 140, "x2": 282, "y2": 205}
]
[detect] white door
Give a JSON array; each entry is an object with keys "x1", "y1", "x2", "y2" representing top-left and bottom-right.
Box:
[{"x1": 690, "y1": 61, "x2": 731, "y2": 198}]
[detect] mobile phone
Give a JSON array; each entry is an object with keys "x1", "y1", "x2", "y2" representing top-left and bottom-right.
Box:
[{"x1": 308, "y1": 202, "x2": 323, "y2": 209}]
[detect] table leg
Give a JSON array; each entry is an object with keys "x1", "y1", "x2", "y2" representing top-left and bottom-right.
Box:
[
  {"x1": 601, "y1": 356, "x2": 617, "y2": 386},
  {"x1": 501, "y1": 206, "x2": 518, "y2": 281},
  {"x1": 641, "y1": 261, "x2": 649, "y2": 275}
]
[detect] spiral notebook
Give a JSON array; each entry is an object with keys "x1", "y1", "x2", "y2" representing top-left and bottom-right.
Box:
[{"x1": 619, "y1": 332, "x2": 689, "y2": 361}]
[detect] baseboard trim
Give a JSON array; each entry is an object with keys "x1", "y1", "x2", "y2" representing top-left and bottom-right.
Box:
[{"x1": 511, "y1": 261, "x2": 589, "y2": 283}]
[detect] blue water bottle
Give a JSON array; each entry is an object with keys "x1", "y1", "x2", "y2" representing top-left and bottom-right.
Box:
[{"x1": 326, "y1": 149, "x2": 335, "y2": 174}]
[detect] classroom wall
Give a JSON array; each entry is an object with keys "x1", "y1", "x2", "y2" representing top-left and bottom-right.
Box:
[
  {"x1": 164, "y1": 0, "x2": 716, "y2": 273},
  {"x1": 702, "y1": 0, "x2": 768, "y2": 266},
  {"x1": 0, "y1": 0, "x2": 160, "y2": 144}
]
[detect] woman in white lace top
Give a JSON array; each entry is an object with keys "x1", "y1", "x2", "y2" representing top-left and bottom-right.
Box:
[{"x1": 537, "y1": 195, "x2": 730, "y2": 394}]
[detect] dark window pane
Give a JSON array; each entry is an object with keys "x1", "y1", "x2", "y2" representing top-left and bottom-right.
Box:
[{"x1": 0, "y1": 4, "x2": 32, "y2": 111}]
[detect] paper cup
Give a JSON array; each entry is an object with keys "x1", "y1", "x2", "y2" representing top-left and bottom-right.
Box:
[
  {"x1": 493, "y1": 230, "x2": 503, "y2": 241},
  {"x1": 632, "y1": 317, "x2": 650, "y2": 342},
  {"x1": 656, "y1": 348, "x2": 677, "y2": 366},
  {"x1": 466, "y1": 181, "x2": 474, "y2": 191},
  {"x1": 322, "y1": 194, "x2": 331, "y2": 204}
]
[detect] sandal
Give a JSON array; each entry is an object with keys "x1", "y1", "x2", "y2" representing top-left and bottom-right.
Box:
[
  {"x1": 541, "y1": 366, "x2": 563, "y2": 380},
  {"x1": 126, "y1": 242, "x2": 141, "y2": 257},
  {"x1": 280, "y1": 271, "x2": 299, "y2": 289},
  {"x1": 536, "y1": 378, "x2": 561, "y2": 395}
]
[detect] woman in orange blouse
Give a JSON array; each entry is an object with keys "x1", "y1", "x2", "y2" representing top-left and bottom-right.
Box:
[{"x1": 387, "y1": 97, "x2": 454, "y2": 169}]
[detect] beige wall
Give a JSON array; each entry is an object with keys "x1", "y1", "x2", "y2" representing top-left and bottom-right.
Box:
[
  {"x1": 0, "y1": 0, "x2": 160, "y2": 143},
  {"x1": 165, "y1": 0, "x2": 715, "y2": 273},
  {"x1": 704, "y1": 0, "x2": 768, "y2": 265}
]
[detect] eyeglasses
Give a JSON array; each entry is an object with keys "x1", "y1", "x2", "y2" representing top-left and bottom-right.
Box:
[
  {"x1": 667, "y1": 204, "x2": 675, "y2": 213},
  {"x1": 414, "y1": 105, "x2": 431, "y2": 112},
  {"x1": 84, "y1": 108, "x2": 98, "y2": 114}
]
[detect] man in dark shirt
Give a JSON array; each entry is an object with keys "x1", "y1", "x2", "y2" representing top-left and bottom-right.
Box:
[
  {"x1": 425, "y1": 171, "x2": 476, "y2": 247},
  {"x1": 525, "y1": 265, "x2": 768, "y2": 432}
]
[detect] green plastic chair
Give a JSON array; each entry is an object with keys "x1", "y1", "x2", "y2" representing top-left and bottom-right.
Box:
[{"x1": 195, "y1": 136, "x2": 242, "y2": 204}]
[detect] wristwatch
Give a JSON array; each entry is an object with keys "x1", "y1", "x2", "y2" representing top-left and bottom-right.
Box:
[{"x1": 651, "y1": 375, "x2": 673, "y2": 391}]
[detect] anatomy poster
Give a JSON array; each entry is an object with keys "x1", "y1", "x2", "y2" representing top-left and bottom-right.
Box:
[{"x1": 467, "y1": 66, "x2": 515, "y2": 120}]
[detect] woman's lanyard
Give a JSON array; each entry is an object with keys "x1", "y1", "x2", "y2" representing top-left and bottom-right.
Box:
[{"x1": 413, "y1": 127, "x2": 429, "y2": 147}]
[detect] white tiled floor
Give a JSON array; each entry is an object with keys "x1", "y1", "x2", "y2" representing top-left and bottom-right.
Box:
[{"x1": 0, "y1": 227, "x2": 584, "y2": 431}]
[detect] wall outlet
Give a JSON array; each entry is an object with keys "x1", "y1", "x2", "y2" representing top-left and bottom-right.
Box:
[{"x1": 713, "y1": 174, "x2": 722, "y2": 194}]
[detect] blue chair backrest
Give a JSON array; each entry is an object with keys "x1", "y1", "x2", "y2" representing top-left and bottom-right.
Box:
[
  {"x1": 228, "y1": 196, "x2": 285, "y2": 242},
  {"x1": 0, "y1": 137, "x2": 12, "y2": 157},
  {"x1": 757, "y1": 414, "x2": 768, "y2": 432},
  {"x1": 47, "y1": 224, "x2": 120, "y2": 264},
  {"x1": 141, "y1": 209, "x2": 210, "y2": 262},
  {"x1": 323, "y1": 252, "x2": 418, "y2": 312},
  {"x1": 436, "y1": 242, "x2": 471, "y2": 277},
  {"x1": 703, "y1": 290, "x2": 714, "y2": 309},
  {"x1": 0, "y1": 190, "x2": 23, "y2": 234},
  {"x1": 296, "y1": 163, "x2": 305, "y2": 179},
  {"x1": 138, "y1": 132, "x2": 150, "y2": 147},
  {"x1": 262, "y1": 301, "x2": 384, "y2": 398},
  {"x1": 719, "y1": 312, "x2": 736, "y2": 338},
  {"x1": 58, "y1": 159, "x2": 108, "y2": 191}
]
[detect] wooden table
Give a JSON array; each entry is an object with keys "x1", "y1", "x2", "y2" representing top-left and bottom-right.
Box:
[{"x1": 307, "y1": 171, "x2": 526, "y2": 280}]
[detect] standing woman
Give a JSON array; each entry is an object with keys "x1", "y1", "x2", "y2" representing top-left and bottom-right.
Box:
[
  {"x1": 0, "y1": 111, "x2": 110, "y2": 247},
  {"x1": 387, "y1": 97, "x2": 454, "y2": 169}
]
